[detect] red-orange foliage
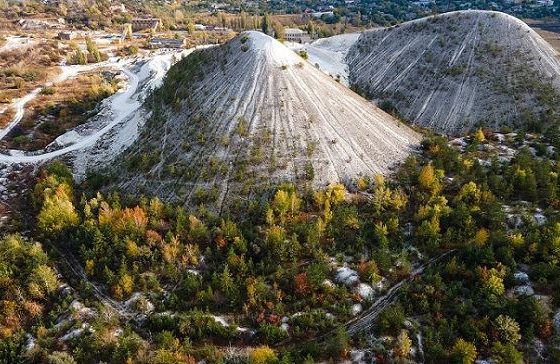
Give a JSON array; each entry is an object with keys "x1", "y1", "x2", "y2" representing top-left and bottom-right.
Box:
[
  {"x1": 257, "y1": 311, "x2": 265, "y2": 323},
  {"x1": 145, "y1": 229, "x2": 163, "y2": 246},
  {"x1": 215, "y1": 235, "x2": 227, "y2": 249},
  {"x1": 23, "y1": 301, "x2": 43, "y2": 318},
  {"x1": 539, "y1": 320, "x2": 554, "y2": 339},
  {"x1": 294, "y1": 272, "x2": 310, "y2": 295},
  {"x1": 118, "y1": 206, "x2": 148, "y2": 233}
]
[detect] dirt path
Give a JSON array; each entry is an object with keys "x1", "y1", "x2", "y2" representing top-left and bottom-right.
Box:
[
  {"x1": 0, "y1": 88, "x2": 41, "y2": 140},
  {"x1": 0, "y1": 65, "x2": 139, "y2": 163},
  {"x1": 0, "y1": 62, "x2": 109, "y2": 142},
  {"x1": 346, "y1": 250, "x2": 454, "y2": 335},
  {"x1": 277, "y1": 250, "x2": 454, "y2": 351},
  {"x1": 48, "y1": 243, "x2": 141, "y2": 324}
]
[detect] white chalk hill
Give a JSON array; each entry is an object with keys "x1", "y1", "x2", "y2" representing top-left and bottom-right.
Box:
[
  {"x1": 118, "y1": 31, "x2": 419, "y2": 208},
  {"x1": 347, "y1": 10, "x2": 560, "y2": 134}
]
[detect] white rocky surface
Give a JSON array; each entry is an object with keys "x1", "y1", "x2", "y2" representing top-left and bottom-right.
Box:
[
  {"x1": 322, "y1": 279, "x2": 335, "y2": 288},
  {"x1": 117, "y1": 31, "x2": 419, "y2": 208},
  {"x1": 347, "y1": 10, "x2": 560, "y2": 134},
  {"x1": 554, "y1": 310, "x2": 560, "y2": 333},
  {"x1": 351, "y1": 303, "x2": 363, "y2": 316},
  {"x1": 289, "y1": 33, "x2": 360, "y2": 85},
  {"x1": 513, "y1": 285, "x2": 535, "y2": 296},
  {"x1": 0, "y1": 36, "x2": 37, "y2": 53},
  {"x1": 534, "y1": 210, "x2": 547, "y2": 225},
  {"x1": 25, "y1": 334, "x2": 36, "y2": 352},
  {"x1": 350, "y1": 349, "x2": 367, "y2": 363},
  {"x1": 514, "y1": 271, "x2": 530, "y2": 284},
  {"x1": 124, "y1": 292, "x2": 155, "y2": 313},
  {"x1": 354, "y1": 282, "x2": 375, "y2": 299},
  {"x1": 0, "y1": 48, "x2": 196, "y2": 170},
  {"x1": 335, "y1": 267, "x2": 360, "y2": 287},
  {"x1": 60, "y1": 323, "x2": 92, "y2": 342}
]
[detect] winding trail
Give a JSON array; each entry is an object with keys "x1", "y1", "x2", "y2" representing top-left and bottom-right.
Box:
[
  {"x1": 47, "y1": 241, "x2": 152, "y2": 340},
  {"x1": 51, "y1": 244, "x2": 137, "y2": 320},
  {"x1": 0, "y1": 65, "x2": 139, "y2": 163},
  {"x1": 281, "y1": 250, "x2": 455, "y2": 350},
  {"x1": 346, "y1": 250, "x2": 455, "y2": 335},
  {"x1": 0, "y1": 48, "x2": 203, "y2": 167},
  {"x1": 0, "y1": 88, "x2": 41, "y2": 140},
  {"x1": 0, "y1": 62, "x2": 117, "y2": 142}
]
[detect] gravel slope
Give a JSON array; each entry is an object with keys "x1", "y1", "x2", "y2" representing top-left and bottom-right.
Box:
[
  {"x1": 117, "y1": 31, "x2": 420, "y2": 209},
  {"x1": 347, "y1": 10, "x2": 560, "y2": 135},
  {"x1": 289, "y1": 33, "x2": 361, "y2": 85}
]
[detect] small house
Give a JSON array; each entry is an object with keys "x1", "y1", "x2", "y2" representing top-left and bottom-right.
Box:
[
  {"x1": 284, "y1": 28, "x2": 312, "y2": 44},
  {"x1": 150, "y1": 37, "x2": 185, "y2": 49},
  {"x1": 58, "y1": 31, "x2": 75, "y2": 40}
]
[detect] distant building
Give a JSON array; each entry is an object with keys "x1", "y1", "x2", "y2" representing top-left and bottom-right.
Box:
[
  {"x1": 284, "y1": 28, "x2": 312, "y2": 44},
  {"x1": 303, "y1": 11, "x2": 335, "y2": 20},
  {"x1": 58, "y1": 31, "x2": 75, "y2": 40},
  {"x1": 18, "y1": 18, "x2": 65, "y2": 29},
  {"x1": 205, "y1": 25, "x2": 233, "y2": 35},
  {"x1": 110, "y1": 4, "x2": 127, "y2": 13},
  {"x1": 131, "y1": 18, "x2": 161, "y2": 32},
  {"x1": 150, "y1": 37, "x2": 185, "y2": 49},
  {"x1": 212, "y1": 26, "x2": 233, "y2": 35}
]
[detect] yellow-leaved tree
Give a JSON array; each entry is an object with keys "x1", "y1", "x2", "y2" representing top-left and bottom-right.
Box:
[
  {"x1": 38, "y1": 185, "x2": 79, "y2": 235},
  {"x1": 249, "y1": 346, "x2": 277, "y2": 364}
]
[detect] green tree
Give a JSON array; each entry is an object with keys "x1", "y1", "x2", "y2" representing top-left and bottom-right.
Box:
[
  {"x1": 394, "y1": 330, "x2": 412, "y2": 361},
  {"x1": 452, "y1": 339, "x2": 477, "y2": 364},
  {"x1": 475, "y1": 128, "x2": 486, "y2": 143},
  {"x1": 418, "y1": 163, "x2": 442, "y2": 196},
  {"x1": 494, "y1": 315, "x2": 521, "y2": 344},
  {"x1": 27, "y1": 264, "x2": 58, "y2": 299},
  {"x1": 47, "y1": 351, "x2": 77, "y2": 364},
  {"x1": 186, "y1": 21, "x2": 195, "y2": 34},
  {"x1": 271, "y1": 185, "x2": 301, "y2": 222},
  {"x1": 490, "y1": 342, "x2": 523, "y2": 364},
  {"x1": 72, "y1": 48, "x2": 87, "y2": 65},
  {"x1": 272, "y1": 21, "x2": 284, "y2": 40},
  {"x1": 38, "y1": 187, "x2": 79, "y2": 235},
  {"x1": 85, "y1": 37, "x2": 102, "y2": 63},
  {"x1": 377, "y1": 304, "x2": 405, "y2": 335},
  {"x1": 325, "y1": 326, "x2": 350, "y2": 358},
  {"x1": 261, "y1": 14, "x2": 271, "y2": 35},
  {"x1": 479, "y1": 267, "x2": 506, "y2": 297},
  {"x1": 218, "y1": 265, "x2": 238, "y2": 304}
]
